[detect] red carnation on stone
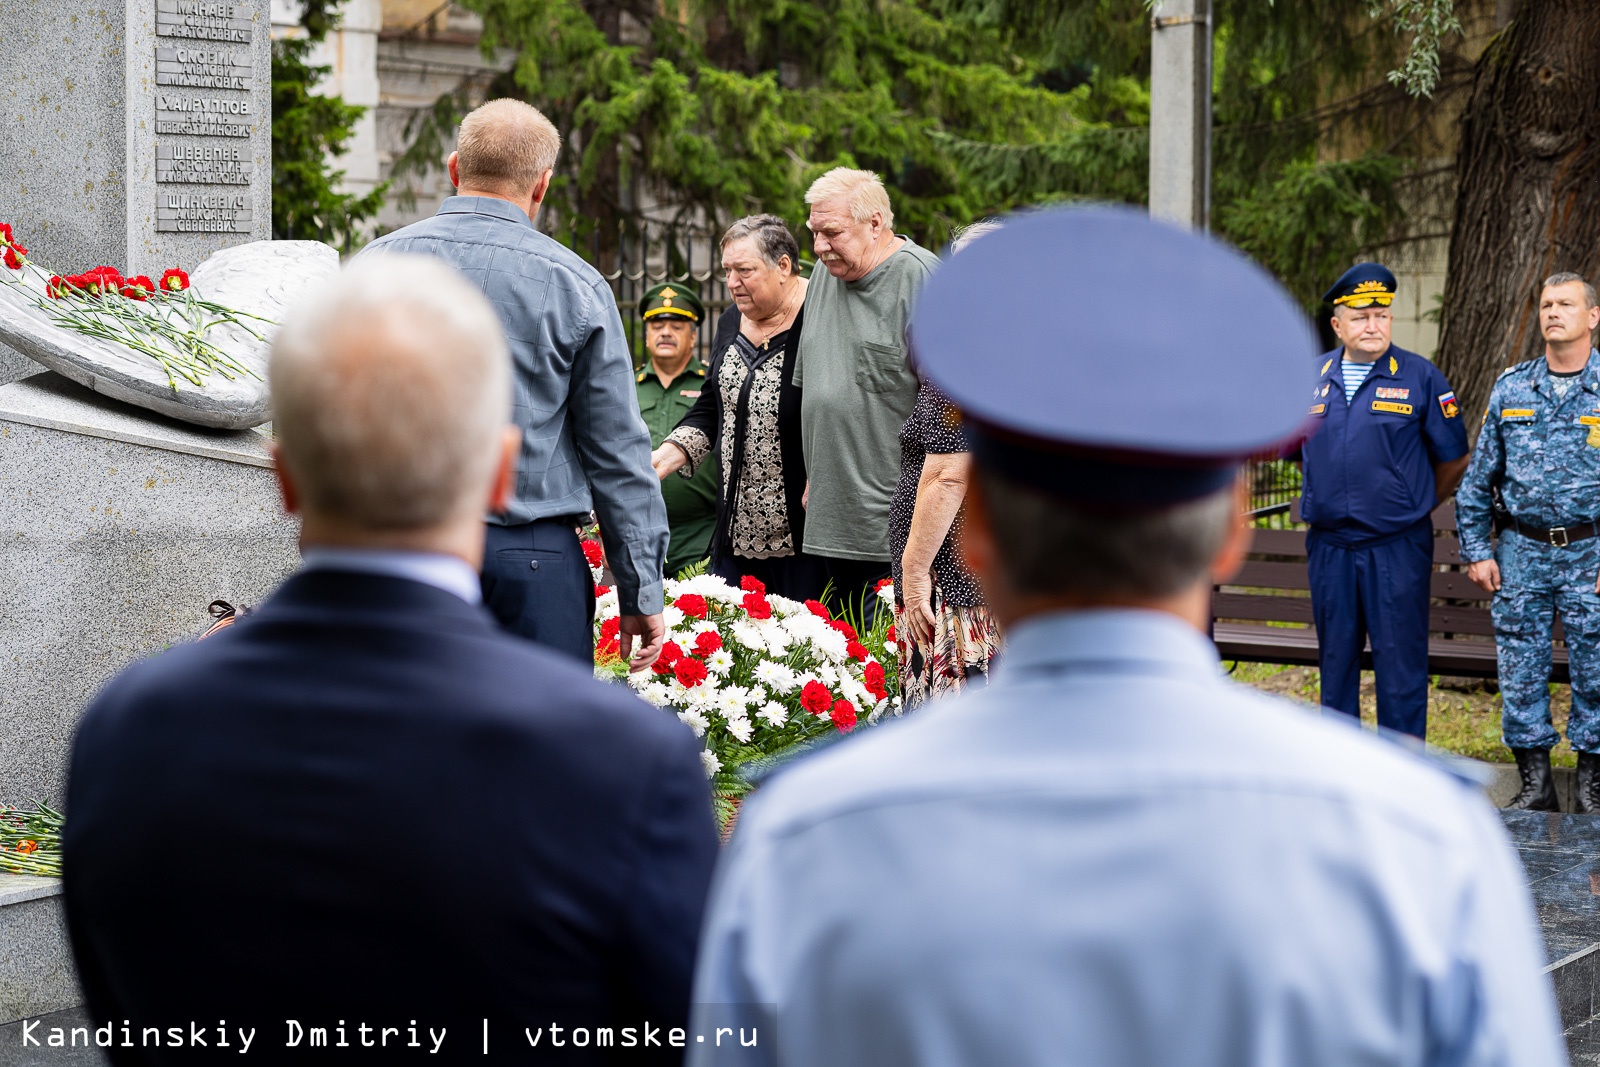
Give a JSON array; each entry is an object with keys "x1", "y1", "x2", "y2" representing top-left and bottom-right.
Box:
[
  {"x1": 693, "y1": 630, "x2": 722, "y2": 657},
  {"x1": 863, "y1": 661, "x2": 888, "y2": 700},
  {"x1": 739, "y1": 575, "x2": 766, "y2": 596},
  {"x1": 45, "y1": 275, "x2": 69, "y2": 298},
  {"x1": 804, "y1": 599, "x2": 831, "y2": 620},
  {"x1": 829, "y1": 618, "x2": 858, "y2": 642},
  {"x1": 78, "y1": 266, "x2": 123, "y2": 296},
  {"x1": 830, "y1": 698, "x2": 857, "y2": 733},
  {"x1": 120, "y1": 275, "x2": 155, "y2": 300},
  {"x1": 2, "y1": 245, "x2": 25, "y2": 270},
  {"x1": 674, "y1": 656, "x2": 709, "y2": 688},
  {"x1": 742, "y1": 592, "x2": 772, "y2": 620},
  {"x1": 652, "y1": 640, "x2": 685, "y2": 675},
  {"x1": 580, "y1": 539, "x2": 604, "y2": 567},
  {"x1": 846, "y1": 639, "x2": 869, "y2": 662},
  {"x1": 159, "y1": 267, "x2": 190, "y2": 292},
  {"x1": 0, "y1": 223, "x2": 12, "y2": 246},
  {"x1": 800, "y1": 680, "x2": 833, "y2": 715},
  {"x1": 675, "y1": 593, "x2": 709, "y2": 619}
]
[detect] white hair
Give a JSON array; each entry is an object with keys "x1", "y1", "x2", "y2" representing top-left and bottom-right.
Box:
[
  {"x1": 805, "y1": 167, "x2": 894, "y2": 230},
  {"x1": 270, "y1": 253, "x2": 511, "y2": 530}
]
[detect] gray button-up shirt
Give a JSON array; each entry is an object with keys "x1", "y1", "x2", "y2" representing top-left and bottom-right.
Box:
[{"x1": 364, "y1": 197, "x2": 667, "y2": 615}]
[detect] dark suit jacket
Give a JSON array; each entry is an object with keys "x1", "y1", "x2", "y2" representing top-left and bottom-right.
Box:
[{"x1": 64, "y1": 570, "x2": 719, "y2": 1063}]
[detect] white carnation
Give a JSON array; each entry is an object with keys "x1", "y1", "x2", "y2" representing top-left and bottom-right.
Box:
[
  {"x1": 877, "y1": 581, "x2": 895, "y2": 603},
  {"x1": 758, "y1": 701, "x2": 788, "y2": 727},
  {"x1": 700, "y1": 749, "x2": 722, "y2": 777},
  {"x1": 595, "y1": 588, "x2": 619, "y2": 613},
  {"x1": 678, "y1": 709, "x2": 709, "y2": 736},
  {"x1": 662, "y1": 605, "x2": 686, "y2": 630},
  {"x1": 884, "y1": 639, "x2": 897, "y2": 653}
]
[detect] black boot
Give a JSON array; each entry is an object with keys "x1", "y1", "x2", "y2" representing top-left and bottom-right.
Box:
[
  {"x1": 1508, "y1": 747, "x2": 1560, "y2": 811},
  {"x1": 1576, "y1": 753, "x2": 1600, "y2": 815}
]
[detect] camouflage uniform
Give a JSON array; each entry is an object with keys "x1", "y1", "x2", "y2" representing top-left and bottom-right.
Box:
[{"x1": 1456, "y1": 351, "x2": 1600, "y2": 752}]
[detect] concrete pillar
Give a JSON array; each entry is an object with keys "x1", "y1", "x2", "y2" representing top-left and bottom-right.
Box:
[{"x1": 1148, "y1": 0, "x2": 1213, "y2": 230}]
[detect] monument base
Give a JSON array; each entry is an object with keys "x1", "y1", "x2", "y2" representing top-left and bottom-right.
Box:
[
  {"x1": 0, "y1": 876, "x2": 77, "y2": 1027},
  {"x1": 0, "y1": 372, "x2": 298, "y2": 808}
]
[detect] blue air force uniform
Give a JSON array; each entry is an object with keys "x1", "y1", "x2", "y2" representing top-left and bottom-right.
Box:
[
  {"x1": 688, "y1": 210, "x2": 1561, "y2": 1067},
  {"x1": 1298, "y1": 266, "x2": 1469, "y2": 738},
  {"x1": 1456, "y1": 351, "x2": 1600, "y2": 754}
]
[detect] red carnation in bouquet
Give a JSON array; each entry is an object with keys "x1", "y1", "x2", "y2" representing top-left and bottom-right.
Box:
[
  {"x1": 831, "y1": 698, "x2": 858, "y2": 733},
  {"x1": 885, "y1": 623, "x2": 897, "y2": 644},
  {"x1": 741, "y1": 592, "x2": 772, "y2": 620},
  {"x1": 674, "y1": 656, "x2": 709, "y2": 689},
  {"x1": 846, "y1": 639, "x2": 869, "y2": 662},
  {"x1": 829, "y1": 618, "x2": 858, "y2": 642},
  {"x1": 739, "y1": 575, "x2": 766, "y2": 596},
  {"x1": 597, "y1": 616, "x2": 622, "y2": 657},
  {"x1": 800, "y1": 680, "x2": 833, "y2": 715},
  {"x1": 595, "y1": 583, "x2": 610, "y2": 597},
  {"x1": 120, "y1": 275, "x2": 155, "y2": 301},
  {"x1": 159, "y1": 267, "x2": 190, "y2": 292},
  {"x1": 581, "y1": 539, "x2": 604, "y2": 567},
  {"x1": 693, "y1": 630, "x2": 722, "y2": 657},
  {"x1": 2, "y1": 244, "x2": 26, "y2": 270},
  {"x1": 804, "y1": 599, "x2": 831, "y2": 620},
  {"x1": 652, "y1": 640, "x2": 685, "y2": 674},
  {"x1": 675, "y1": 593, "x2": 709, "y2": 619},
  {"x1": 875, "y1": 578, "x2": 893, "y2": 592},
  {"x1": 863, "y1": 660, "x2": 888, "y2": 701}
]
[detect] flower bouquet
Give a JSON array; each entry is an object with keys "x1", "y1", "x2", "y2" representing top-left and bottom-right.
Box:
[
  {"x1": 587, "y1": 542, "x2": 900, "y2": 825},
  {"x1": 0, "y1": 802, "x2": 63, "y2": 877}
]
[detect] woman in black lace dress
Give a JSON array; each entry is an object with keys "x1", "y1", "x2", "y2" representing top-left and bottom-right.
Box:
[{"x1": 650, "y1": 215, "x2": 824, "y2": 601}]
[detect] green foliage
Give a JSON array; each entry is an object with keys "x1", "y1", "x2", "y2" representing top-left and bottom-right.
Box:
[{"x1": 271, "y1": 5, "x2": 387, "y2": 252}]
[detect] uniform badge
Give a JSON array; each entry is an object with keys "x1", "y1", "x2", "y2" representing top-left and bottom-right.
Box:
[
  {"x1": 1320, "y1": 358, "x2": 1333, "y2": 376},
  {"x1": 1388, "y1": 356, "x2": 1398, "y2": 374},
  {"x1": 680, "y1": 389, "x2": 701, "y2": 398},
  {"x1": 1590, "y1": 425, "x2": 1600, "y2": 449},
  {"x1": 1371, "y1": 401, "x2": 1412, "y2": 415},
  {"x1": 1308, "y1": 403, "x2": 1326, "y2": 415},
  {"x1": 1501, "y1": 408, "x2": 1536, "y2": 420},
  {"x1": 1579, "y1": 416, "x2": 1600, "y2": 426},
  {"x1": 1320, "y1": 383, "x2": 1331, "y2": 398},
  {"x1": 1437, "y1": 391, "x2": 1459, "y2": 418},
  {"x1": 1375, "y1": 387, "x2": 1410, "y2": 400}
]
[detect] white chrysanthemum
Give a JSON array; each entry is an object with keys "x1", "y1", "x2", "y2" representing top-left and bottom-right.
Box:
[
  {"x1": 699, "y1": 749, "x2": 722, "y2": 777},
  {"x1": 626, "y1": 669, "x2": 652, "y2": 691},
  {"x1": 589, "y1": 563, "x2": 605, "y2": 583},
  {"x1": 814, "y1": 628, "x2": 849, "y2": 661},
  {"x1": 757, "y1": 700, "x2": 787, "y2": 726},
  {"x1": 884, "y1": 639, "x2": 897, "y2": 653},
  {"x1": 753, "y1": 661, "x2": 795, "y2": 692},
  {"x1": 877, "y1": 581, "x2": 895, "y2": 603},
  {"x1": 678, "y1": 709, "x2": 709, "y2": 736},
  {"x1": 769, "y1": 594, "x2": 804, "y2": 617},
  {"x1": 814, "y1": 662, "x2": 839, "y2": 686},
  {"x1": 714, "y1": 687, "x2": 750, "y2": 719},
  {"x1": 642, "y1": 683, "x2": 675, "y2": 707},
  {"x1": 727, "y1": 620, "x2": 764, "y2": 650},
  {"x1": 662, "y1": 605, "x2": 686, "y2": 630},
  {"x1": 687, "y1": 574, "x2": 741, "y2": 603},
  {"x1": 867, "y1": 698, "x2": 889, "y2": 724},
  {"x1": 724, "y1": 715, "x2": 754, "y2": 743},
  {"x1": 690, "y1": 619, "x2": 721, "y2": 637},
  {"x1": 705, "y1": 649, "x2": 735, "y2": 675}
]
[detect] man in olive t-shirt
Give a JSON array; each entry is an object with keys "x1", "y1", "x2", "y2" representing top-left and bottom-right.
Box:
[{"x1": 794, "y1": 168, "x2": 940, "y2": 614}]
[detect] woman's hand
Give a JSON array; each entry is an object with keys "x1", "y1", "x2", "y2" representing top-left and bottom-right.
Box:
[
  {"x1": 651, "y1": 442, "x2": 688, "y2": 481},
  {"x1": 901, "y1": 568, "x2": 937, "y2": 648}
]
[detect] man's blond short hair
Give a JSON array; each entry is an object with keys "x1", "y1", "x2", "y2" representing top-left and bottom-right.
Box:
[
  {"x1": 270, "y1": 254, "x2": 511, "y2": 530},
  {"x1": 455, "y1": 98, "x2": 561, "y2": 197},
  {"x1": 805, "y1": 167, "x2": 894, "y2": 230}
]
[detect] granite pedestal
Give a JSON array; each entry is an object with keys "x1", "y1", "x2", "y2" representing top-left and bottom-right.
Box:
[{"x1": 0, "y1": 371, "x2": 297, "y2": 808}]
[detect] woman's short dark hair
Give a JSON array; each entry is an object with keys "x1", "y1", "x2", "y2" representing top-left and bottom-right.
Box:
[{"x1": 721, "y1": 214, "x2": 800, "y2": 273}]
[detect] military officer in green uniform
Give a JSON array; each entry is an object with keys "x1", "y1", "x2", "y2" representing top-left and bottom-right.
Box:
[{"x1": 636, "y1": 283, "x2": 718, "y2": 577}]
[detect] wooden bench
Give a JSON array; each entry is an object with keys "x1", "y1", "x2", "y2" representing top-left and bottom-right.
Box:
[{"x1": 1212, "y1": 501, "x2": 1569, "y2": 681}]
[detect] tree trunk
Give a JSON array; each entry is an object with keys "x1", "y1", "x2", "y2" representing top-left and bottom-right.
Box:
[{"x1": 1435, "y1": 0, "x2": 1600, "y2": 428}]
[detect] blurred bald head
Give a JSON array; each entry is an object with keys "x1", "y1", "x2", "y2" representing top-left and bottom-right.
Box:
[{"x1": 270, "y1": 253, "x2": 512, "y2": 534}]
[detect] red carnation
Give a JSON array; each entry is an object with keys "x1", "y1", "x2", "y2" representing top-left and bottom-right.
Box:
[
  {"x1": 739, "y1": 575, "x2": 766, "y2": 596},
  {"x1": 600, "y1": 617, "x2": 621, "y2": 641},
  {"x1": 674, "y1": 656, "x2": 709, "y2": 688},
  {"x1": 829, "y1": 618, "x2": 858, "y2": 642},
  {"x1": 831, "y1": 698, "x2": 858, "y2": 733},
  {"x1": 875, "y1": 578, "x2": 893, "y2": 591},
  {"x1": 652, "y1": 640, "x2": 685, "y2": 674},
  {"x1": 2, "y1": 245, "x2": 25, "y2": 270},
  {"x1": 0, "y1": 223, "x2": 12, "y2": 246},
  {"x1": 805, "y1": 599, "x2": 831, "y2": 620},
  {"x1": 742, "y1": 592, "x2": 772, "y2": 620},
  {"x1": 863, "y1": 661, "x2": 888, "y2": 700},
  {"x1": 580, "y1": 539, "x2": 604, "y2": 567},
  {"x1": 82, "y1": 266, "x2": 124, "y2": 295},
  {"x1": 800, "y1": 680, "x2": 833, "y2": 716},
  {"x1": 693, "y1": 630, "x2": 723, "y2": 657},
  {"x1": 886, "y1": 623, "x2": 897, "y2": 644},
  {"x1": 120, "y1": 275, "x2": 155, "y2": 300},
  {"x1": 46, "y1": 275, "x2": 69, "y2": 298},
  {"x1": 159, "y1": 267, "x2": 189, "y2": 292},
  {"x1": 846, "y1": 639, "x2": 869, "y2": 662},
  {"x1": 675, "y1": 593, "x2": 709, "y2": 619},
  {"x1": 595, "y1": 583, "x2": 610, "y2": 597}
]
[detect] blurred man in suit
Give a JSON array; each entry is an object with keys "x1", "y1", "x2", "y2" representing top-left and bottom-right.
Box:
[{"x1": 64, "y1": 254, "x2": 718, "y2": 1063}]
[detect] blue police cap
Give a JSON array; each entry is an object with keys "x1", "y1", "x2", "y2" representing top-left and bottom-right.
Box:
[
  {"x1": 1321, "y1": 262, "x2": 1397, "y2": 309},
  {"x1": 911, "y1": 206, "x2": 1317, "y2": 510}
]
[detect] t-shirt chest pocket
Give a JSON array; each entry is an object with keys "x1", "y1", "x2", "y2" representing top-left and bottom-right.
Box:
[
  {"x1": 856, "y1": 341, "x2": 908, "y2": 394},
  {"x1": 1500, "y1": 408, "x2": 1537, "y2": 430}
]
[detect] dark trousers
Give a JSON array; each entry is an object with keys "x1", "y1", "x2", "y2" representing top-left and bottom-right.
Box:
[
  {"x1": 817, "y1": 555, "x2": 892, "y2": 622},
  {"x1": 1307, "y1": 518, "x2": 1433, "y2": 739},
  {"x1": 711, "y1": 549, "x2": 827, "y2": 604},
  {"x1": 481, "y1": 519, "x2": 595, "y2": 666}
]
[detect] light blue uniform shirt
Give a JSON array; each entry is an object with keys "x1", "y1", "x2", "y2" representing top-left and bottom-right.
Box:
[
  {"x1": 690, "y1": 609, "x2": 1562, "y2": 1067},
  {"x1": 362, "y1": 197, "x2": 668, "y2": 615}
]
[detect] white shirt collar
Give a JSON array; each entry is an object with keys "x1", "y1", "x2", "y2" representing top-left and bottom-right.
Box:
[{"x1": 299, "y1": 547, "x2": 482, "y2": 605}]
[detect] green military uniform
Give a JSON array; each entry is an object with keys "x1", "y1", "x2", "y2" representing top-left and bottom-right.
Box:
[{"x1": 638, "y1": 283, "x2": 718, "y2": 577}]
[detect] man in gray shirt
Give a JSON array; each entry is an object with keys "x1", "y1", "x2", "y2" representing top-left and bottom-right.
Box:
[
  {"x1": 363, "y1": 99, "x2": 666, "y2": 669},
  {"x1": 794, "y1": 168, "x2": 940, "y2": 613}
]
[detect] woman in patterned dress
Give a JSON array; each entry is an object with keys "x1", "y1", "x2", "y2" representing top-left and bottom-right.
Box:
[
  {"x1": 650, "y1": 215, "x2": 825, "y2": 601},
  {"x1": 889, "y1": 222, "x2": 1004, "y2": 708}
]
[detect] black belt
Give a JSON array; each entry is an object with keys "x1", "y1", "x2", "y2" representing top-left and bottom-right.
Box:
[{"x1": 1498, "y1": 514, "x2": 1600, "y2": 547}]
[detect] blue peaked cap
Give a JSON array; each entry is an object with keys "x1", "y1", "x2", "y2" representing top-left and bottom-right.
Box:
[
  {"x1": 1321, "y1": 262, "x2": 1397, "y2": 309},
  {"x1": 911, "y1": 206, "x2": 1318, "y2": 509}
]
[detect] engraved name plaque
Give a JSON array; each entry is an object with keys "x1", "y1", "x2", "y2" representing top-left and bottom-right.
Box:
[
  {"x1": 156, "y1": 141, "x2": 253, "y2": 184},
  {"x1": 157, "y1": 191, "x2": 254, "y2": 233},
  {"x1": 155, "y1": 46, "x2": 252, "y2": 90},
  {"x1": 156, "y1": 94, "x2": 254, "y2": 137},
  {"x1": 155, "y1": 0, "x2": 252, "y2": 42}
]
